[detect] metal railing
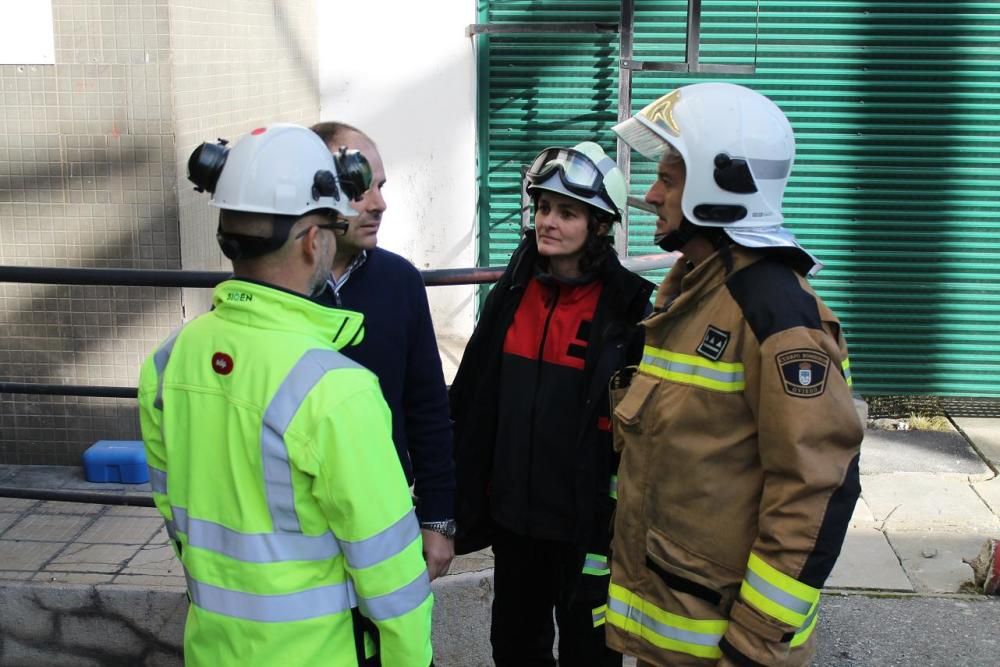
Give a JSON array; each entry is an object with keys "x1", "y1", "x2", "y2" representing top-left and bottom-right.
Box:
[
  {"x1": 0, "y1": 255, "x2": 674, "y2": 503},
  {"x1": 0, "y1": 253, "x2": 675, "y2": 399}
]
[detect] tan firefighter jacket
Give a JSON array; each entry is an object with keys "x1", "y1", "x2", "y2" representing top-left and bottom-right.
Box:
[{"x1": 607, "y1": 246, "x2": 863, "y2": 666}]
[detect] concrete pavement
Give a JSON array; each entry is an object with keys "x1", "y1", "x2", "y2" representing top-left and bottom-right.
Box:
[
  {"x1": 826, "y1": 418, "x2": 1000, "y2": 596},
  {"x1": 1, "y1": 416, "x2": 1000, "y2": 664}
]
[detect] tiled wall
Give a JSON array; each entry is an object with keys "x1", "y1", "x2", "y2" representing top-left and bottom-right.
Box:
[
  {"x1": 0, "y1": 0, "x2": 319, "y2": 465},
  {"x1": 170, "y1": 0, "x2": 320, "y2": 316}
]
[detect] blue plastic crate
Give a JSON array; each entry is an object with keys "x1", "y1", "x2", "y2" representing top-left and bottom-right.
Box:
[{"x1": 82, "y1": 440, "x2": 149, "y2": 484}]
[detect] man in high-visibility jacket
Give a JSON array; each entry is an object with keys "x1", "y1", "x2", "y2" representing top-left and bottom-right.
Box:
[
  {"x1": 137, "y1": 124, "x2": 434, "y2": 666},
  {"x1": 607, "y1": 84, "x2": 863, "y2": 666}
]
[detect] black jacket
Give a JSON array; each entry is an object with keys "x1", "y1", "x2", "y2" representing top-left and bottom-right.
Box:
[{"x1": 450, "y1": 232, "x2": 654, "y2": 555}]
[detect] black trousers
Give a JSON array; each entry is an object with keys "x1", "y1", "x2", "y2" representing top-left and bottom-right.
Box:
[{"x1": 491, "y1": 526, "x2": 622, "y2": 667}]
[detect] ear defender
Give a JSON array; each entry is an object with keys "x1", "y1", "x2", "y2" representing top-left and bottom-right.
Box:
[{"x1": 713, "y1": 153, "x2": 758, "y2": 194}]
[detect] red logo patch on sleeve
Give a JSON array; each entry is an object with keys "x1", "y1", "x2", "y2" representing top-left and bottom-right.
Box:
[
  {"x1": 597, "y1": 416, "x2": 612, "y2": 432},
  {"x1": 211, "y1": 352, "x2": 234, "y2": 375}
]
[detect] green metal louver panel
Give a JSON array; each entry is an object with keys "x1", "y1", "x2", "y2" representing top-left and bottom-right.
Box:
[
  {"x1": 477, "y1": 2, "x2": 622, "y2": 268},
  {"x1": 478, "y1": 0, "x2": 1000, "y2": 396}
]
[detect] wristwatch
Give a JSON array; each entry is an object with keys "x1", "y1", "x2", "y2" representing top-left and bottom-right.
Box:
[{"x1": 420, "y1": 520, "x2": 457, "y2": 539}]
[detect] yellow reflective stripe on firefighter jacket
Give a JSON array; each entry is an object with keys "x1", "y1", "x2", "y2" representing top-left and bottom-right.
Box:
[
  {"x1": 138, "y1": 279, "x2": 433, "y2": 667},
  {"x1": 608, "y1": 247, "x2": 863, "y2": 667}
]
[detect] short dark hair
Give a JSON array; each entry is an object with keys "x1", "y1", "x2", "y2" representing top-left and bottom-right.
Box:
[{"x1": 310, "y1": 121, "x2": 374, "y2": 149}]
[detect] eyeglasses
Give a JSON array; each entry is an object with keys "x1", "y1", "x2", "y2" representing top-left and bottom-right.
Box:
[{"x1": 294, "y1": 213, "x2": 350, "y2": 240}]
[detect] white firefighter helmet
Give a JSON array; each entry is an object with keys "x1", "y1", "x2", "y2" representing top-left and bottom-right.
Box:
[
  {"x1": 204, "y1": 123, "x2": 361, "y2": 219},
  {"x1": 525, "y1": 141, "x2": 627, "y2": 220},
  {"x1": 614, "y1": 82, "x2": 821, "y2": 274}
]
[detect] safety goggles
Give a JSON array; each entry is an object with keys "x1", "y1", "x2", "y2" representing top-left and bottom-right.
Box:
[{"x1": 526, "y1": 147, "x2": 610, "y2": 201}]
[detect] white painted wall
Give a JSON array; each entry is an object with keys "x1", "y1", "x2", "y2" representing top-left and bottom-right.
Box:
[
  {"x1": 317, "y1": 2, "x2": 479, "y2": 356},
  {"x1": 0, "y1": 1, "x2": 54, "y2": 64}
]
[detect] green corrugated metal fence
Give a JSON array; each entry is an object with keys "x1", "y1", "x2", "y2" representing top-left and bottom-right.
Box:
[{"x1": 477, "y1": 0, "x2": 1000, "y2": 396}]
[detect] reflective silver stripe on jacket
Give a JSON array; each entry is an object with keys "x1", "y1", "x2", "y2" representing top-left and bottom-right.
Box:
[
  {"x1": 172, "y1": 506, "x2": 341, "y2": 563},
  {"x1": 640, "y1": 352, "x2": 745, "y2": 387},
  {"x1": 744, "y1": 569, "x2": 813, "y2": 615},
  {"x1": 148, "y1": 466, "x2": 168, "y2": 495},
  {"x1": 340, "y1": 509, "x2": 421, "y2": 569},
  {"x1": 186, "y1": 573, "x2": 356, "y2": 623},
  {"x1": 145, "y1": 470, "x2": 348, "y2": 564},
  {"x1": 607, "y1": 597, "x2": 724, "y2": 648},
  {"x1": 261, "y1": 349, "x2": 362, "y2": 533},
  {"x1": 152, "y1": 328, "x2": 183, "y2": 410},
  {"x1": 358, "y1": 571, "x2": 432, "y2": 622},
  {"x1": 583, "y1": 554, "x2": 610, "y2": 575}
]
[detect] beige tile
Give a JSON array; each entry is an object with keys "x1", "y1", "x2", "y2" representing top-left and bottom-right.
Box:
[
  {"x1": 3, "y1": 514, "x2": 94, "y2": 542},
  {"x1": 122, "y1": 544, "x2": 182, "y2": 577},
  {"x1": 32, "y1": 571, "x2": 115, "y2": 585},
  {"x1": 111, "y1": 573, "x2": 185, "y2": 590},
  {"x1": 37, "y1": 501, "x2": 107, "y2": 515},
  {"x1": 973, "y1": 477, "x2": 1000, "y2": 516},
  {"x1": 105, "y1": 505, "x2": 162, "y2": 518},
  {"x1": 0, "y1": 498, "x2": 38, "y2": 512},
  {"x1": 76, "y1": 516, "x2": 162, "y2": 544},
  {"x1": 148, "y1": 526, "x2": 171, "y2": 545},
  {"x1": 826, "y1": 527, "x2": 913, "y2": 591},
  {"x1": 886, "y1": 530, "x2": 995, "y2": 594},
  {"x1": 862, "y1": 473, "x2": 1000, "y2": 531},
  {"x1": 0, "y1": 512, "x2": 19, "y2": 534},
  {"x1": 46, "y1": 542, "x2": 139, "y2": 573},
  {"x1": 449, "y1": 548, "x2": 495, "y2": 576},
  {"x1": 0, "y1": 540, "x2": 63, "y2": 571}
]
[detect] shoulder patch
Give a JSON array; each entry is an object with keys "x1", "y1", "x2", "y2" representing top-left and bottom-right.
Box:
[
  {"x1": 696, "y1": 325, "x2": 730, "y2": 361},
  {"x1": 776, "y1": 349, "x2": 830, "y2": 398},
  {"x1": 211, "y1": 351, "x2": 234, "y2": 375},
  {"x1": 726, "y1": 259, "x2": 823, "y2": 342}
]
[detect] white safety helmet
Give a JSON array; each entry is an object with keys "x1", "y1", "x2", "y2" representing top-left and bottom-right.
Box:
[
  {"x1": 614, "y1": 82, "x2": 821, "y2": 274},
  {"x1": 189, "y1": 123, "x2": 366, "y2": 219},
  {"x1": 525, "y1": 141, "x2": 627, "y2": 220}
]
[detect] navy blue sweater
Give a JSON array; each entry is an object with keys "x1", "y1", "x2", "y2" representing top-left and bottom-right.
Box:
[{"x1": 316, "y1": 247, "x2": 455, "y2": 522}]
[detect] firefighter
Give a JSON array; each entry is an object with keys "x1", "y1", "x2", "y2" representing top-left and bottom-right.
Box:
[
  {"x1": 137, "y1": 124, "x2": 433, "y2": 666},
  {"x1": 606, "y1": 83, "x2": 863, "y2": 666},
  {"x1": 451, "y1": 142, "x2": 654, "y2": 666}
]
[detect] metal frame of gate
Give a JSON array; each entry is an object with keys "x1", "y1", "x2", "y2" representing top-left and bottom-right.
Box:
[{"x1": 467, "y1": 0, "x2": 757, "y2": 250}]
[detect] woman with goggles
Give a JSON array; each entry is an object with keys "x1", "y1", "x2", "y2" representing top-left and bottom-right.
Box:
[{"x1": 450, "y1": 142, "x2": 655, "y2": 666}]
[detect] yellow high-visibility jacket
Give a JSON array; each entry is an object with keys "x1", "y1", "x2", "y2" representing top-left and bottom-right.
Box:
[
  {"x1": 138, "y1": 279, "x2": 433, "y2": 667},
  {"x1": 607, "y1": 247, "x2": 862, "y2": 666}
]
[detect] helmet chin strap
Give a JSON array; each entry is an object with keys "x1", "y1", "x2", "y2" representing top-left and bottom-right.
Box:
[{"x1": 654, "y1": 218, "x2": 700, "y2": 252}]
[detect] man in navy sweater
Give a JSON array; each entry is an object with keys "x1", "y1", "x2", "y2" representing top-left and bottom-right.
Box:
[{"x1": 311, "y1": 122, "x2": 456, "y2": 580}]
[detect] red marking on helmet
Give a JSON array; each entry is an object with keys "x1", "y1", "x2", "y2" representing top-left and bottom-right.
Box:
[
  {"x1": 211, "y1": 352, "x2": 234, "y2": 375},
  {"x1": 251, "y1": 127, "x2": 267, "y2": 136}
]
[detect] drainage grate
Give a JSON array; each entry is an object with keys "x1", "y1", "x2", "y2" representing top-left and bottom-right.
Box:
[
  {"x1": 864, "y1": 395, "x2": 1000, "y2": 419},
  {"x1": 940, "y1": 397, "x2": 1000, "y2": 419}
]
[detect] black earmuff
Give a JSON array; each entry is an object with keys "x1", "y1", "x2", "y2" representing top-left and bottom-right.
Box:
[
  {"x1": 188, "y1": 139, "x2": 230, "y2": 193},
  {"x1": 713, "y1": 153, "x2": 757, "y2": 195},
  {"x1": 334, "y1": 147, "x2": 373, "y2": 201}
]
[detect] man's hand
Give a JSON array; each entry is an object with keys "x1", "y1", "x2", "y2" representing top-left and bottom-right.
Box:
[{"x1": 420, "y1": 529, "x2": 454, "y2": 581}]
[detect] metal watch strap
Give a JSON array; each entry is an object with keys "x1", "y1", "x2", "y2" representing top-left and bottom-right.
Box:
[{"x1": 420, "y1": 520, "x2": 456, "y2": 538}]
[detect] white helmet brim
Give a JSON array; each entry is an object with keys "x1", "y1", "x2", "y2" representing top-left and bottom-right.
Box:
[{"x1": 612, "y1": 113, "x2": 686, "y2": 164}]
